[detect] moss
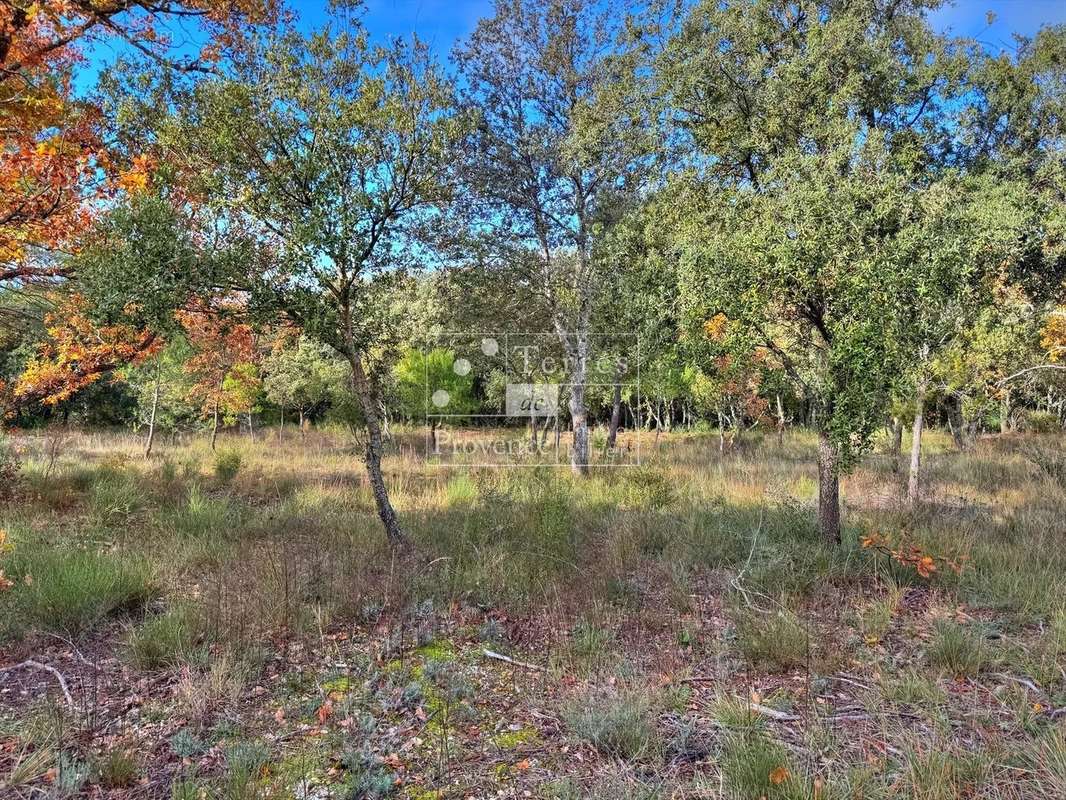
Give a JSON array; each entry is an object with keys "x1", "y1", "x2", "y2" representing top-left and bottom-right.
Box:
[
  {"x1": 322, "y1": 675, "x2": 353, "y2": 694},
  {"x1": 492, "y1": 726, "x2": 539, "y2": 749},
  {"x1": 416, "y1": 639, "x2": 456, "y2": 662}
]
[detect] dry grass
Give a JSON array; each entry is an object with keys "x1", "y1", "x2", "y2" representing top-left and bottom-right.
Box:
[{"x1": 1, "y1": 424, "x2": 1064, "y2": 797}]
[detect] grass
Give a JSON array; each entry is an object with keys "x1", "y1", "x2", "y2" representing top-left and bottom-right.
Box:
[
  {"x1": 730, "y1": 605, "x2": 808, "y2": 671},
  {"x1": 2, "y1": 425, "x2": 1065, "y2": 798},
  {"x1": 1, "y1": 545, "x2": 157, "y2": 635},
  {"x1": 562, "y1": 688, "x2": 660, "y2": 761},
  {"x1": 125, "y1": 604, "x2": 204, "y2": 669},
  {"x1": 926, "y1": 619, "x2": 990, "y2": 676}
]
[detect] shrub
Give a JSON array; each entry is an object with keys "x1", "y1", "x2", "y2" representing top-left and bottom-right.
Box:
[
  {"x1": 562, "y1": 689, "x2": 659, "y2": 761},
  {"x1": 5, "y1": 547, "x2": 156, "y2": 634},
  {"x1": 0, "y1": 439, "x2": 22, "y2": 502},
  {"x1": 1021, "y1": 410, "x2": 1061, "y2": 433},
  {"x1": 926, "y1": 620, "x2": 988, "y2": 676},
  {"x1": 731, "y1": 606, "x2": 808, "y2": 671},
  {"x1": 214, "y1": 449, "x2": 242, "y2": 482}
]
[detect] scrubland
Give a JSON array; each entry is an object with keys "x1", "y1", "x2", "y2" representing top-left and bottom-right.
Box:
[{"x1": 1, "y1": 426, "x2": 1065, "y2": 799}]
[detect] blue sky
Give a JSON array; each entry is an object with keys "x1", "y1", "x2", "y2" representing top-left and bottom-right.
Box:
[
  {"x1": 308, "y1": 0, "x2": 1066, "y2": 55},
  {"x1": 82, "y1": 0, "x2": 1066, "y2": 84}
]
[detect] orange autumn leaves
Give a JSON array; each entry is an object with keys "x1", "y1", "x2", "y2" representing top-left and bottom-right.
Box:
[
  {"x1": 861, "y1": 531, "x2": 965, "y2": 579},
  {"x1": 0, "y1": 0, "x2": 272, "y2": 286},
  {"x1": 13, "y1": 296, "x2": 257, "y2": 415},
  {"x1": 14, "y1": 295, "x2": 161, "y2": 406}
]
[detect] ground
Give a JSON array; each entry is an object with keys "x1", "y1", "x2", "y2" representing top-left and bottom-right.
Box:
[{"x1": 0, "y1": 425, "x2": 1064, "y2": 799}]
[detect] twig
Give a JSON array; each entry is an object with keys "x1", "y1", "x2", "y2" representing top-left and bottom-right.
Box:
[
  {"x1": 995, "y1": 672, "x2": 1043, "y2": 695},
  {"x1": 750, "y1": 703, "x2": 800, "y2": 722},
  {"x1": 482, "y1": 649, "x2": 544, "y2": 672},
  {"x1": 0, "y1": 659, "x2": 74, "y2": 707}
]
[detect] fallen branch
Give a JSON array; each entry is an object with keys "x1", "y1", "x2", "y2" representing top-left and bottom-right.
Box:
[
  {"x1": 0, "y1": 659, "x2": 74, "y2": 707},
  {"x1": 482, "y1": 649, "x2": 544, "y2": 672}
]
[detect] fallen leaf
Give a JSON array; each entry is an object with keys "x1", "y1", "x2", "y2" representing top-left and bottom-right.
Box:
[
  {"x1": 317, "y1": 700, "x2": 333, "y2": 724},
  {"x1": 769, "y1": 765, "x2": 790, "y2": 785}
]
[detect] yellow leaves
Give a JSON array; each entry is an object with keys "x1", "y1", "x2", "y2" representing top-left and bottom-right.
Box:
[
  {"x1": 1040, "y1": 307, "x2": 1066, "y2": 363},
  {"x1": 118, "y1": 154, "x2": 154, "y2": 195},
  {"x1": 703, "y1": 312, "x2": 729, "y2": 341}
]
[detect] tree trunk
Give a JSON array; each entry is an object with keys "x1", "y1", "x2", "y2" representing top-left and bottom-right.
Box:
[
  {"x1": 775, "y1": 394, "x2": 785, "y2": 447},
  {"x1": 346, "y1": 352, "x2": 408, "y2": 548},
  {"x1": 717, "y1": 409, "x2": 725, "y2": 454},
  {"x1": 430, "y1": 418, "x2": 438, "y2": 454},
  {"x1": 210, "y1": 375, "x2": 223, "y2": 452},
  {"x1": 529, "y1": 407, "x2": 538, "y2": 452},
  {"x1": 568, "y1": 336, "x2": 590, "y2": 475},
  {"x1": 888, "y1": 416, "x2": 903, "y2": 472},
  {"x1": 280, "y1": 408, "x2": 285, "y2": 435},
  {"x1": 948, "y1": 394, "x2": 965, "y2": 451},
  {"x1": 144, "y1": 360, "x2": 161, "y2": 459},
  {"x1": 1000, "y1": 391, "x2": 1011, "y2": 434},
  {"x1": 247, "y1": 411, "x2": 254, "y2": 441},
  {"x1": 907, "y1": 377, "x2": 927, "y2": 505},
  {"x1": 606, "y1": 378, "x2": 622, "y2": 450},
  {"x1": 817, "y1": 432, "x2": 841, "y2": 545},
  {"x1": 298, "y1": 407, "x2": 305, "y2": 434}
]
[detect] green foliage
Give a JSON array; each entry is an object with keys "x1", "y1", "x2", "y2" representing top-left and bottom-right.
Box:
[
  {"x1": 393, "y1": 347, "x2": 477, "y2": 420},
  {"x1": 262, "y1": 336, "x2": 345, "y2": 420}
]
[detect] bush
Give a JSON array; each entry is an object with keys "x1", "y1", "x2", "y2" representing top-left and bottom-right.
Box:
[
  {"x1": 4, "y1": 547, "x2": 157, "y2": 635},
  {"x1": 214, "y1": 449, "x2": 242, "y2": 482},
  {"x1": 1021, "y1": 410, "x2": 1061, "y2": 433},
  {"x1": 562, "y1": 689, "x2": 659, "y2": 761},
  {"x1": 0, "y1": 439, "x2": 22, "y2": 502}
]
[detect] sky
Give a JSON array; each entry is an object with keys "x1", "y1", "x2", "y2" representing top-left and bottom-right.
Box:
[
  {"x1": 341, "y1": 0, "x2": 1066, "y2": 55},
  {"x1": 81, "y1": 0, "x2": 1066, "y2": 86}
]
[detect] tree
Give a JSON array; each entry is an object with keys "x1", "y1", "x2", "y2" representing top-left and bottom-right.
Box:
[
  {"x1": 262, "y1": 335, "x2": 345, "y2": 431},
  {"x1": 0, "y1": 0, "x2": 271, "y2": 290},
  {"x1": 455, "y1": 0, "x2": 652, "y2": 475},
  {"x1": 14, "y1": 293, "x2": 160, "y2": 406},
  {"x1": 177, "y1": 302, "x2": 257, "y2": 450},
  {"x1": 168, "y1": 14, "x2": 466, "y2": 547},
  {"x1": 394, "y1": 347, "x2": 477, "y2": 452}
]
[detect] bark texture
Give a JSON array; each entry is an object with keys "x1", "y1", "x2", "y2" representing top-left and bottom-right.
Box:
[{"x1": 817, "y1": 432, "x2": 842, "y2": 544}]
